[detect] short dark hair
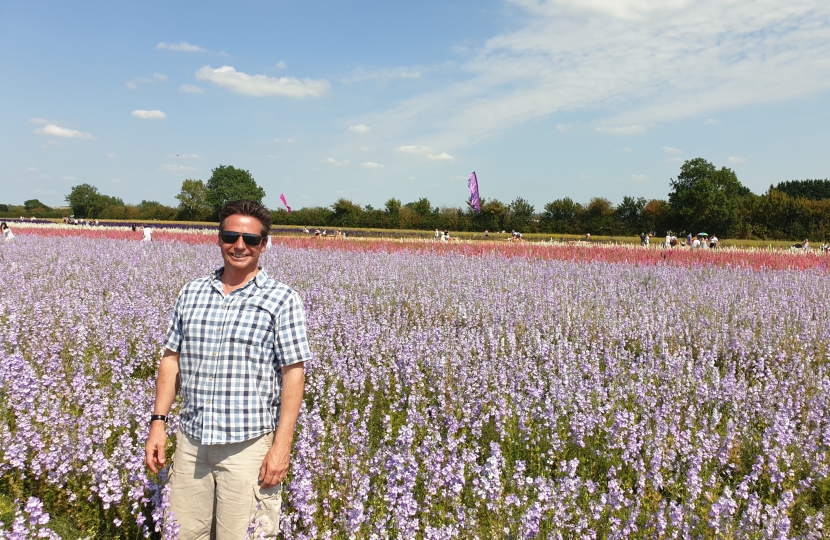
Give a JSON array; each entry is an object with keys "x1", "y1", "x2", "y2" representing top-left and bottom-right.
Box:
[{"x1": 219, "y1": 200, "x2": 272, "y2": 237}]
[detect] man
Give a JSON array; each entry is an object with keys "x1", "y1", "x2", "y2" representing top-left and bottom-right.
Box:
[{"x1": 145, "y1": 199, "x2": 311, "y2": 539}]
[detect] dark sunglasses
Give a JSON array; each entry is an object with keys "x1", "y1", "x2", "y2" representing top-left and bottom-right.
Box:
[{"x1": 219, "y1": 231, "x2": 265, "y2": 246}]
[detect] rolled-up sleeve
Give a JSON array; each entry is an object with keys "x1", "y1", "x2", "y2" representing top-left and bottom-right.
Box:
[
  {"x1": 163, "y1": 287, "x2": 186, "y2": 353},
  {"x1": 274, "y1": 291, "x2": 312, "y2": 367}
]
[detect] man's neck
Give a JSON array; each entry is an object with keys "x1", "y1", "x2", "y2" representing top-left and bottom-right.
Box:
[{"x1": 221, "y1": 266, "x2": 259, "y2": 295}]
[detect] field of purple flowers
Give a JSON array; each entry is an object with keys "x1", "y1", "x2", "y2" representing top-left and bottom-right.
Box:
[{"x1": 1, "y1": 236, "x2": 830, "y2": 539}]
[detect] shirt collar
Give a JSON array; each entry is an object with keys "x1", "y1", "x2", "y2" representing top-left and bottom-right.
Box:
[{"x1": 210, "y1": 266, "x2": 269, "y2": 289}]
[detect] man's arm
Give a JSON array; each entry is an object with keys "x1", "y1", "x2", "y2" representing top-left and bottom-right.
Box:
[
  {"x1": 144, "y1": 349, "x2": 180, "y2": 474},
  {"x1": 259, "y1": 362, "x2": 305, "y2": 488}
]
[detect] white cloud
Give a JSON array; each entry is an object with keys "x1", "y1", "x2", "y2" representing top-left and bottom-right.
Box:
[
  {"x1": 361, "y1": 0, "x2": 830, "y2": 148},
  {"x1": 631, "y1": 174, "x2": 649, "y2": 182},
  {"x1": 396, "y1": 145, "x2": 433, "y2": 154},
  {"x1": 35, "y1": 124, "x2": 94, "y2": 139},
  {"x1": 111, "y1": 179, "x2": 121, "y2": 184},
  {"x1": 196, "y1": 65, "x2": 330, "y2": 98},
  {"x1": 132, "y1": 110, "x2": 167, "y2": 119},
  {"x1": 596, "y1": 125, "x2": 646, "y2": 135},
  {"x1": 579, "y1": 174, "x2": 592, "y2": 179},
  {"x1": 409, "y1": 176, "x2": 417, "y2": 180},
  {"x1": 157, "y1": 41, "x2": 204, "y2": 52},
  {"x1": 556, "y1": 123, "x2": 571, "y2": 132},
  {"x1": 274, "y1": 138, "x2": 295, "y2": 143},
  {"x1": 60, "y1": 175, "x2": 75, "y2": 181},
  {"x1": 623, "y1": 147, "x2": 633, "y2": 152},
  {"x1": 361, "y1": 162, "x2": 385, "y2": 169},
  {"x1": 704, "y1": 118, "x2": 721, "y2": 125},
  {"x1": 26, "y1": 167, "x2": 37, "y2": 172},
  {"x1": 276, "y1": 60, "x2": 288, "y2": 69},
  {"x1": 154, "y1": 73, "x2": 167, "y2": 81},
  {"x1": 29, "y1": 117, "x2": 49, "y2": 125},
  {"x1": 179, "y1": 84, "x2": 205, "y2": 94},
  {"x1": 324, "y1": 158, "x2": 350, "y2": 166},
  {"x1": 127, "y1": 74, "x2": 168, "y2": 89},
  {"x1": 661, "y1": 146, "x2": 683, "y2": 154},
  {"x1": 360, "y1": 146, "x2": 371, "y2": 152},
  {"x1": 125, "y1": 81, "x2": 138, "y2": 90},
  {"x1": 728, "y1": 156, "x2": 746, "y2": 163},
  {"x1": 268, "y1": 155, "x2": 280, "y2": 159},
  {"x1": 218, "y1": 50, "x2": 229, "y2": 57},
  {"x1": 427, "y1": 152, "x2": 455, "y2": 161},
  {"x1": 161, "y1": 164, "x2": 197, "y2": 172},
  {"x1": 106, "y1": 153, "x2": 118, "y2": 158},
  {"x1": 349, "y1": 124, "x2": 371, "y2": 134}
]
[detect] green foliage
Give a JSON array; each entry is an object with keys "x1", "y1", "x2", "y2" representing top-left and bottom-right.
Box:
[
  {"x1": 175, "y1": 179, "x2": 212, "y2": 221},
  {"x1": 542, "y1": 198, "x2": 582, "y2": 234},
  {"x1": 65, "y1": 184, "x2": 100, "y2": 218},
  {"x1": 506, "y1": 197, "x2": 535, "y2": 232},
  {"x1": 205, "y1": 165, "x2": 266, "y2": 218},
  {"x1": 668, "y1": 158, "x2": 751, "y2": 237},
  {"x1": 24, "y1": 199, "x2": 52, "y2": 212},
  {"x1": 774, "y1": 179, "x2": 830, "y2": 201}
]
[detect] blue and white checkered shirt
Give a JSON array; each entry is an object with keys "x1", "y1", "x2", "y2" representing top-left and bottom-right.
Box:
[{"x1": 163, "y1": 267, "x2": 312, "y2": 445}]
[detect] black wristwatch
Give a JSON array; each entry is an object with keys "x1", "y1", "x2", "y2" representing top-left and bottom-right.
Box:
[{"x1": 150, "y1": 414, "x2": 168, "y2": 425}]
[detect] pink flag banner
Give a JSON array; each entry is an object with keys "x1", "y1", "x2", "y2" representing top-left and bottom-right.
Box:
[
  {"x1": 468, "y1": 172, "x2": 481, "y2": 213},
  {"x1": 279, "y1": 193, "x2": 292, "y2": 213}
]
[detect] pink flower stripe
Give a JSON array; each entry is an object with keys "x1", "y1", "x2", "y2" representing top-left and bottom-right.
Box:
[{"x1": 15, "y1": 226, "x2": 829, "y2": 272}]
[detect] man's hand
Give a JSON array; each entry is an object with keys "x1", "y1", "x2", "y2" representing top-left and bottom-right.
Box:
[
  {"x1": 258, "y1": 362, "x2": 305, "y2": 488},
  {"x1": 258, "y1": 440, "x2": 291, "y2": 488},
  {"x1": 145, "y1": 349, "x2": 179, "y2": 474},
  {"x1": 145, "y1": 423, "x2": 168, "y2": 474}
]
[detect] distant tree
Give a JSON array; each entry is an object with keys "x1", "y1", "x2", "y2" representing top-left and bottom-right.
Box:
[
  {"x1": 474, "y1": 198, "x2": 508, "y2": 232},
  {"x1": 176, "y1": 179, "x2": 212, "y2": 221},
  {"x1": 406, "y1": 198, "x2": 433, "y2": 217},
  {"x1": 384, "y1": 198, "x2": 402, "y2": 215},
  {"x1": 641, "y1": 199, "x2": 670, "y2": 235},
  {"x1": 773, "y1": 179, "x2": 830, "y2": 201},
  {"x1": 65, "y1": 184, "x2": 101, "y2": 218},
  {"x1": 331, "y1": 198, "x2": 364, "y2": 227},
  {"x1": 0, "y1": 204, "x2": 9, "y2": 213},
  {"x1": 542, "y1": 197, "x2": 581, "y2": 234},
  {"x1": 137, "y1": 200, "x2": 177, "y2": 220},
  {"x1": 668, "y1": 158, "x2": 751, "y2": 236},
  {"x1": 615, "y1": 196, "x2": 647, "y2": 235},
  {"x1": 205, "y1": 165, "x2": 266, "y2": 218},
  {"x1": 506, "y1": 197, "x2": 535, "y2": 232},
  {"x1": 24, "y1": 199, "x2": 52, "y2": 212},
  {"x1": 583, "y1": 197, "x2": 615, "y2": 235}
]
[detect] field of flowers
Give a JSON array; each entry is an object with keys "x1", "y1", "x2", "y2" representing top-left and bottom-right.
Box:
[{"x1": 1, "y1": 230, "x2": 830, "y2": 538}]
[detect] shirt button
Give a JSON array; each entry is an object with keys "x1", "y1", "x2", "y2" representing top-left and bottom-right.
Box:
[
  {"x1": 213, "y1": 352, "x2": 217, "y2": 356},
  {"x1": 206, "y1": 400, "x2": 211, "y2": 404},
  {"x1": 209, "y1": 376, "x2": 214, "y2": 381}
]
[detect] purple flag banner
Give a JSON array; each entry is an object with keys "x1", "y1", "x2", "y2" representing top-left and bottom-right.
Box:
[
  {"x1": 280, "y1": 193, "x2": 292, "y2": 213},
  {"x1": 468, "y1": 171, "x2": 481, "y2": 213}
]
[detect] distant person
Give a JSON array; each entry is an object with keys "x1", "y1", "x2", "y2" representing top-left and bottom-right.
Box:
[
  {"x1": 710, "y1": 235, "x2": 719, "y2": 249},
  {"x1": 585, "y1": 233, "x2": 590, "y2": 242},
  {"x1": 692, "y1": 236, "x2": 701, "y2": 248},
  {"x1": 142, "y1": 225, "x2": 153, "y2": 242},
  {"x1": 665, "y1": 232, "x2": 671, "y2": 248},
  {"x1": 1, "y1": 222, "x2": 14, "y2": 241},
  {"x1": 687, "y1": 233, "x2": 693, "y2": 247},
  {"x1": 266, "y1": 234, "x2": 272, "y2": 249},
  {"x1": 484, "y1": 229, "x2": 489, "y2": 239},
  {"x1": 434, "y1": 229, "x2": 440, "y2": 242}
]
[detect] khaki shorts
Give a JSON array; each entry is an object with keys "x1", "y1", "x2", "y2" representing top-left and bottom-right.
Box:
[{"x1": 167, "y1": 431, "x2": 282, "y2": 540}]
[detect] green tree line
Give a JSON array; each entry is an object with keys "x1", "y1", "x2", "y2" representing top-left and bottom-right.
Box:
[{"x1": 3, "y1": 159, "x2": 827, "y2": 240}]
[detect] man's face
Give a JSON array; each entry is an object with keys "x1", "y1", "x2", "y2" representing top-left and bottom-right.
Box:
[{"x1": 217, "y1": 214, "x2": 267, "y2": 274}]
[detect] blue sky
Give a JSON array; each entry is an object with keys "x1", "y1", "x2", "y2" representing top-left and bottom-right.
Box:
[{"x1": 2, "y1": 0, "x2": 829, "y2": 212}]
